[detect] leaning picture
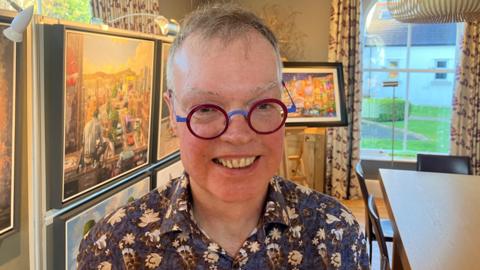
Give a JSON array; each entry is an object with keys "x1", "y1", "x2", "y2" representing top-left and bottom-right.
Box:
[
  {"x1": 0, "y1": 23, "x2": 16, "y2": 237},
  {"x1": 65, "y1": 176, "x2": 150, "y2": 270},
  {"x1": 63, "y1": 30, "x2": 154, "y2": 202}
]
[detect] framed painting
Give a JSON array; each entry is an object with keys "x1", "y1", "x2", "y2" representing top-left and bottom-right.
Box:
[
  {"x1": 154, "y1": 153, "x2": 183, "y2": 189},
  {"x1": 156, "y1": 42, "x2": 180, "y2": 161},
  {"x1": 282, "y1": 62, "x2": 347, "y2": 127},
  {"x1": 0, "y1": 21, "x2": 17, "y2": 239},
  {"x1": 49, "y1": 175, "x2": 151, "y2": 270},
  {"x1": 43, "y1": 25, "x2": 159, "y2": 207}
]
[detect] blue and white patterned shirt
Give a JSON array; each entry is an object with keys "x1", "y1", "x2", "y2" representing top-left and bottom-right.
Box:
[{"x1": 77, "y1": 174, "x2": 369, "y2": 269}]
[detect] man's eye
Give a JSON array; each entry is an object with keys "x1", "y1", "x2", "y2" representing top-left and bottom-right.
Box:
[
  {"x1": 257, "y1": 103, "x2": 274, "y2": 110},
  {"x1": 197, "y1": 107, "x2": 216, "y2": 114}
]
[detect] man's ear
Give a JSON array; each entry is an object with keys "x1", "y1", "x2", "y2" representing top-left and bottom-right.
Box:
[{"x1": 164, "y1": 90, "x2": 177, "y2": 133}]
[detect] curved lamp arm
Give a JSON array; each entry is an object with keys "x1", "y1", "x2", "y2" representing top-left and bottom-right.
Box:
[{"x1": 105, "y1": 13, "x2": 180, "y2": 36}]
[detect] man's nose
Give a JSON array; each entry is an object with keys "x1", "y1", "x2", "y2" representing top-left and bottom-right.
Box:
[{"x1": 220, "y1": 112, "x2": 255, "y2": 144}]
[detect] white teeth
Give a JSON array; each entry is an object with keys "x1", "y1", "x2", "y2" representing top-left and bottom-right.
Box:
[{"x1": 217, "y1": 157, "x2": 256, "y2": 169}]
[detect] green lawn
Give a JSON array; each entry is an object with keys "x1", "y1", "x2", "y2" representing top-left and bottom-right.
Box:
[{"x1": 361, "y1": 104, "x2": 452, "y2": 158}]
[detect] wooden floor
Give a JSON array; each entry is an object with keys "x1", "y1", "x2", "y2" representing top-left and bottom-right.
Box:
[{"x1": 341, "y1": 199, "x2": 393, "y2": 270}]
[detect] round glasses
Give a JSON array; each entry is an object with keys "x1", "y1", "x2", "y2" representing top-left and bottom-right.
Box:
[{"x1": 176, "y1": 98, "x2": 289, "y2": 140}]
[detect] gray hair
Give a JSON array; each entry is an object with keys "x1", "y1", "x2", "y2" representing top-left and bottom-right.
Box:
[{"x1": 165, "y1": 3, "x2": 283, "y2": 92}]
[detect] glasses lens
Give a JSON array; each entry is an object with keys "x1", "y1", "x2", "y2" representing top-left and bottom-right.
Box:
[
  {"x1": 250, "y1": 100, "x2": 287, "y2": 133},
  {"x1": 188, "y1": 105, "x2": 227, "y2": 138}
]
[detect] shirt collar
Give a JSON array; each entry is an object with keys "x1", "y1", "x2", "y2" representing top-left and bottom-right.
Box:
[
  {"x1": 159, "y1": 174, "x2": 291, "y2": 236},
  {"x1": 262, "y1": 176, "x2": 291, "y2": 227},
  {"x1": 159, "y1": 173, "x2": 194, "y2": 235}
]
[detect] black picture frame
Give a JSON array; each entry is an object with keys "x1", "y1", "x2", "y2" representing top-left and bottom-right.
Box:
[
  {"x1": 282, "y1": 62, "x2": 348, "y2": 127},
  {"x1": 0, "y1": 15, "x2": 21, "y2": 240},
  {"x1": 48, "y1": 173, "x2": 152, "y2": 270},
  {"x1": 42, "y1": 24, "x2": 162, "y2": 209}
]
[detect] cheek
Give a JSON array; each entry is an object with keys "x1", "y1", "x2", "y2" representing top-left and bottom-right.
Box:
[
  {"x1": 263, "y1": 131, "x2": 285, "y2": 164},
  {"x1": 178, "y1": 127, "x2": 212, "y2": 169}
]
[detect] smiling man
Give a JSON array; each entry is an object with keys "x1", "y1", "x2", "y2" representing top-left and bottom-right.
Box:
[{"x1": 77, "y1": 4, "x2": 369, "y2": 270}]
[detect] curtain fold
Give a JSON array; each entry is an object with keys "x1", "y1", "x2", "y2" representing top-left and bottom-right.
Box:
[
  {"x1": 325, "y1": 0, "x2": 362, "y2": 199},
  {"x1": 90, "y1": 0, "x2": 162, "y2": 35},
  {"x1": 451, "y1": 21, "x2": 480, "y2": 175}
]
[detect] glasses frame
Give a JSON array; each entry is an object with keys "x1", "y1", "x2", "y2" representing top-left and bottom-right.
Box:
[{"x1": 173, "y1": 82, "x2": 297, "y2": 140}]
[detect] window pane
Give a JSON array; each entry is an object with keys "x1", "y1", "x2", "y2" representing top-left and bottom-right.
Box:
[
  {"x1": 409, "y1": 46, "x2": 457, "y2": 69},
  {"x1": 361, "y1": 72, "x2": 408, "y2": 160},
  {"x1": 405, "y1": 72, "x2": 453, "y2": 154},
  {"x1": 363, "y1": 2, "x2": 408, "y2": 69},
  {"x1": 42, "y1": 0, "x2": 92, "y2": 23}
]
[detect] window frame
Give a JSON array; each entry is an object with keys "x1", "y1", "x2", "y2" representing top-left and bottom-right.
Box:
[{"x1": 360, "y1": 3, "x2": 461, "y2": 161}]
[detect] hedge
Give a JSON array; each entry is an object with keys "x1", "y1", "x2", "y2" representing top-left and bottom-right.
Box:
[{"x1": 362, "y1": 98, "x2": 409, "y2": 122}]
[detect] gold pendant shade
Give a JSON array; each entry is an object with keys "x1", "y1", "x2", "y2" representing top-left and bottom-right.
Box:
[{"x1": 386, "y1": 0, "x2": 480, "y2": 23}]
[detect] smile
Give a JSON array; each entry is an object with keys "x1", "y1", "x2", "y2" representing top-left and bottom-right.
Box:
[{"x1": 213, "y1": 156, "x2": 258, "y2": 169}]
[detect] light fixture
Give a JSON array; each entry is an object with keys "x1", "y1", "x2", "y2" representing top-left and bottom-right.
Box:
[
  {"x1": 154, "y1": 16, "x2": 179, "y2": 36},
  {"x1": 386, "y1": 0, "x2": 480, "y2": 23},
  {"x1": 2, "y1": 5, "x2": 34, "y2": 42},
  {"x1": 105, "y1": 13, "x2": 180, "y2": 36}
]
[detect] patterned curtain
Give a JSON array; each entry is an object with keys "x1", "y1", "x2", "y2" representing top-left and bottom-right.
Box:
[
  {"x1": 451, "y1": 21, "x2": 480, "y2": 175},
  {"x1": 90, "y1": 0, "x2": 162, "y2": 35},
  {"x1": 325, "y1": 0, "x2": 362, "y2": 199}
]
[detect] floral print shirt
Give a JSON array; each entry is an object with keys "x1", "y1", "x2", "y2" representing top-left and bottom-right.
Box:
[{"x1": 77, "y1": 175, "x2": 369, "y2": 269}]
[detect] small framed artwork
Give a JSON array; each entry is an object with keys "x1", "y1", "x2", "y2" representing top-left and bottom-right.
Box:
[
  {"x1": 49, "y1": 175, "x2": 151, "y2": 270},
  {"x1": 154, "y1": 152, "x2": 183, "y2": 189},
  {"x1": 282, "y1": 62, "x2": 347, "y2": 127},
  {"x1": 157, "y1": 42, "x2": 180, "y2": 160},
  {"x1": 43, "y1": 24, "x2": 160, "y2": 207},
  {"x1": 0, "y1": 19, "x2": 18, "y2": 239}
]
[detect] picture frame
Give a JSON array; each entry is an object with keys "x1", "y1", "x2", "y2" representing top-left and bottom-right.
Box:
[
  {"x1": 0, "y1": 18, "x2": 19, "y2": 239},
  {"x1": 43, "y1": 24, "x2": 161, "y2": 208},
  {"x1": 48, "y1": 174, "x2": 151, "y2": 270},
  {"x1": 156, "y1": 42, "x2": 180, "y2": 161},
  {"x1": 282, "y1": 62, "x2": 348, "y2": 127},
  {"x1": 154, "y1": 152, "x2": 183, "y2": 189}
]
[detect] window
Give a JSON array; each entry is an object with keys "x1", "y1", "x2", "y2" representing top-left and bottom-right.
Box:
[
  {"x1": 2, "y1": 0, "x2": 92, "y2": 23},
  {"x1": 361, "y1": 1, "x2": 463, "y2": 161},
  {"x1": 434, "y1": 59, "x2": 448, "y2": 80}
]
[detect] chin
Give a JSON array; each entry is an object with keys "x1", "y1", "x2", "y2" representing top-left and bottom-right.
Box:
[{"x1": 210, "y1": 174, "x2": 270, "y2": 202}]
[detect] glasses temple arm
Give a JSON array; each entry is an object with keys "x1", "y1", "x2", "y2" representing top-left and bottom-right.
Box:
[{"x1": 282, "y1": 81, "x2": 297, "y2": 113}]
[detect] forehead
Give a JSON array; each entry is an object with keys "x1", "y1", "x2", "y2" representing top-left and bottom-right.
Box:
[{"x1": 172, "y1": 31, "x2": 280, "y2": 100}]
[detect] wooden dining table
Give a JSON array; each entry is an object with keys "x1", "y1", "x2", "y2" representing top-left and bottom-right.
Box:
[{"x1": 379, "y1": 169, "x2": 480, "y2": 270}]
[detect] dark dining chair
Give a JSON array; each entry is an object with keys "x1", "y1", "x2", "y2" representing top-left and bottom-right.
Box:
[
  {"x1": 416, "y1": 154, "x2": 471, "y2": 175},
  {"x1": 355, "y1": 161, "x2": 393, "y2": 263},
  {"x1": 368, "y1": 195, "x2": 391, "y2": 270}
]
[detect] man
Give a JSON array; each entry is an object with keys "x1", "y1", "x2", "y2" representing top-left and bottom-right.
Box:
[
  {"x1": 77, "y1": 4, "x2": 369, "y2": 269},
  {"x1": 80, "y1": 109, "x2": 103, "y2": 169}
]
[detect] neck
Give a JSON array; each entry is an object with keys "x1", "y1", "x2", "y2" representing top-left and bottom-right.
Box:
[{"x1": 190, "y1": 180, "x2": 268, "y2": 257}]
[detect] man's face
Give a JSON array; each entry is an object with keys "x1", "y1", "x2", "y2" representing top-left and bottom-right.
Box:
[{"x1": 166, "y1": 32, "x2": 284, "y2": 203}]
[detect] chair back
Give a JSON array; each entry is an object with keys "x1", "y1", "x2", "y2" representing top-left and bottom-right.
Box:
[
  {"x1": 380, "y1": 254, "x2": 391, "y2": 270},
  {"x1": 355, "y1": 161, "x2": 369, "y2": 205},
  {"x1": 416, "y1": 154, "x2": 471, "y2": 175},
  {"x1": 368, "y1": 195, "x2": 390, "y2": 267}
]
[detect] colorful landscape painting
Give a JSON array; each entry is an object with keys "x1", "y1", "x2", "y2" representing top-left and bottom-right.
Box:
[
  {"x1": 63, "y1": 30, "x2": 154, "y2": 202},
  {"x1": 283, "y1": 69, "x2": 339, "y2": 119},
  {"x1": 65, "y1": 176, "x2": 150, "y2": 270},
  {"x1": 0, "y1": 23, "x2": 15, "y2": 237}
]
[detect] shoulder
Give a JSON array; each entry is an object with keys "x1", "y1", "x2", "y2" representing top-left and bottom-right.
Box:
[
  {"x1": 274, "y1": 175, "x2": 360, "y2": 232},
  {"x1": 274, "y1": 176, "x2": 369, "y2": 269},
  {"x1": 76, "y1": 177, "x2": 179, "y2": 268}
]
